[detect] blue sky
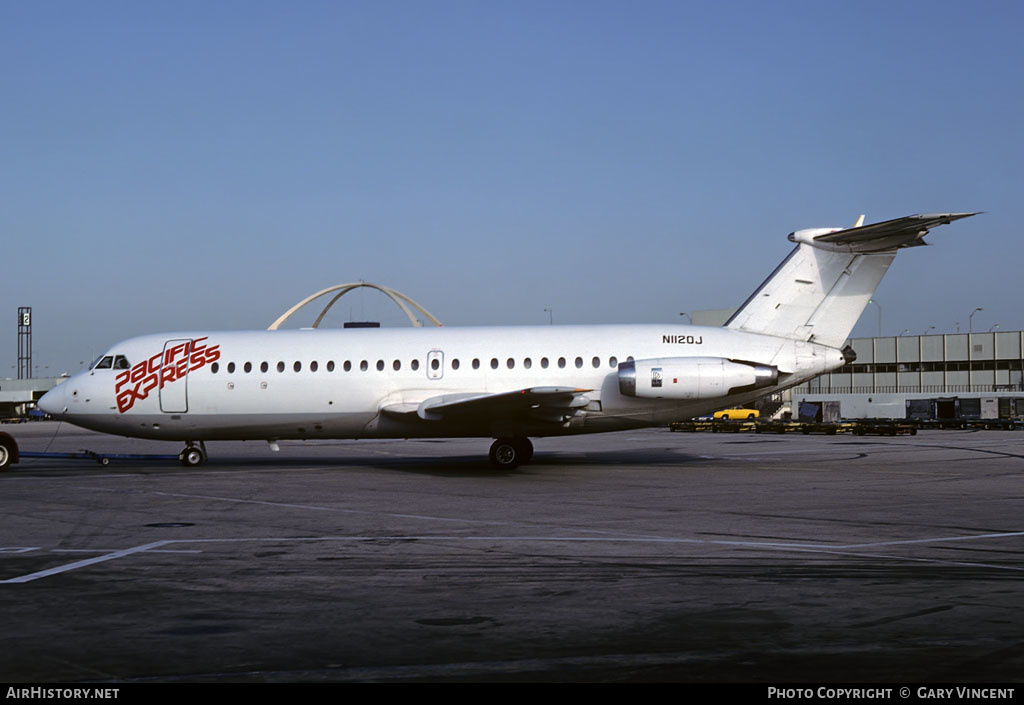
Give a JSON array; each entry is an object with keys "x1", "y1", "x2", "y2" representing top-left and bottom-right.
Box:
[{"x1": 2, "y1": 1, "x2": 1021, "y2": 373}]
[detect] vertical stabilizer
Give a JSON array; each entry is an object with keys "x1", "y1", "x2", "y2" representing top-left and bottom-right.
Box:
[{"x1": 724, "y1": 213, "x2": 977, "y2": 348}]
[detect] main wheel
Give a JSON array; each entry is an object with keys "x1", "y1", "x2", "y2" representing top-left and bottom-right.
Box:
[
  {"x1": 489, "y1": 438, "x2": 522, "y2": 469},
  {"x1": 514, "y1": 437, "x2": 534, "y2": 464}
]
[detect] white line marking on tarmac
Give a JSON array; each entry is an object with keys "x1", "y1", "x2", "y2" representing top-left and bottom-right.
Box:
[
  {"x1": 4, "y1": 529, "x2": 1022, "y2": 583},
  {"x1": 139, "y1": 489, "x2": 515, "y2": 526},
  {"x1": 50, "y1": 548, "x2": 202, "y2": 554},
  {"x1": 838, "y1": 530, "x2": 1024, "y2": 549},
  {"x1": 0, "y1": 541, "x2": 173, "y2": 584}
]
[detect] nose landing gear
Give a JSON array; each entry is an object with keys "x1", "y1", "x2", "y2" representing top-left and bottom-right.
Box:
[{"x1": 179, "y1": 441, "x2": 207, "y2": 467}]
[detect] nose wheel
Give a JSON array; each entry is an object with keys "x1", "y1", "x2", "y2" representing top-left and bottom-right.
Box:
[
  {"x1": 179, "y1": 442, "x2": 207, "y2": 467},
  {"x1": 489, "y1": 437, "x2": 533, "y2": 469},
  {"x1": 0, "y1": 433, "x2": 17, "y2": 471}
]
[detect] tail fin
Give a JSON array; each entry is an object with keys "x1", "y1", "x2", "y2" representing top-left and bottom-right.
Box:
[{"x1": 724, "y1": 213, "x2": 977, "y2": 348}]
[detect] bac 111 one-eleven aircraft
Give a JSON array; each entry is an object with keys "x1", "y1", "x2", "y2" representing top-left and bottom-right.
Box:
[{"x1": 36, "y1": 213, "x2": 976, "y2": 469}]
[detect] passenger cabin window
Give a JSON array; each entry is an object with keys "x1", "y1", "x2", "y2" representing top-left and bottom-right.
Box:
[
  {"x1": 261, "y1": 362, "x2": 269, "y2": 373},
  {"x1": 452, "y1": 359, "x2": 460, "y2": 370},
  {"x1": 541, "y1": 357, "x2": 549, "y2": 369},
  {"x1": 472, "y1": 359, "x2": 480, "y2": 369},
  {"x1": 244, "y1": 362, "x2": 252, "y2": 373},
  {"x1": 310, "y1": 361, "x2": 318, "y2": 373},
  {"x1": 411, "y1": 359, "x2": 420, "y2": 371},
  {"x1": 575, "y1": 357, "x2": 583, "y2": 369}
]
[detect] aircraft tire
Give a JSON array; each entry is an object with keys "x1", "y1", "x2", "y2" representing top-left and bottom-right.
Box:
[
  {"x1": 489, "y1": 438, "x2": 521, "y2": 470},
  {"x1": 514, "y1": 437, "x2": 534, "y2": 464},
  {"x1": 0, "y1": 437, "x2": 13, "y2": 471},
  {"x1": 180, "y1": 446, "x2": 206, "y2": 467}
]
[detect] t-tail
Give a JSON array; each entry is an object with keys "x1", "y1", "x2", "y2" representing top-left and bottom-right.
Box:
[{"x1": 724, "y1": 213, "x2": 978, "y2": 348}]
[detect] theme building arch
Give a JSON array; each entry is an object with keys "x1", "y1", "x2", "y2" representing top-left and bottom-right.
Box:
[{"x1": 268, "y1": 282, "x2": 443, "y2": 330}]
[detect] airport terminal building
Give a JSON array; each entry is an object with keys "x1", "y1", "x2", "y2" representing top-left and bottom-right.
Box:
[{"x1": 792, "y1": 330, "x2": 1024, "y2": 420}]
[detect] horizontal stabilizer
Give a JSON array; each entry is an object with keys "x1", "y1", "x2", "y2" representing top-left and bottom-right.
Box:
[{"x1": 808, "y1": 212, "x2": 978, "y2": 252}]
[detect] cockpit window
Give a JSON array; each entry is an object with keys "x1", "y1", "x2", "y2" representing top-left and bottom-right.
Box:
[
  {"x1": 113, "y1": 355, "x2": 130, "y2": 369},
  {"x1": 94, "y1": 356, "x2": 114, "y2": 370}
]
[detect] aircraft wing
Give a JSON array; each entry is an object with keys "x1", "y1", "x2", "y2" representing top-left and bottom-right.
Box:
[
  {"x1": 812, "y1": 212, "x2": 978, "y2": 252},
  {"x1": 382, "y1": 387, "x2": 592, "y2": 424}
]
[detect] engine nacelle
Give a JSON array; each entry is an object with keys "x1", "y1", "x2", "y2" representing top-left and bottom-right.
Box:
[{"x1": 618, "y1": 357, "x2": 778, "y2": 400}]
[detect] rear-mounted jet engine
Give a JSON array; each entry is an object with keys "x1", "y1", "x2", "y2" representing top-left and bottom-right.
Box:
[{"x1": 618, "y1": 357, "x2": 778, "y2": 400}]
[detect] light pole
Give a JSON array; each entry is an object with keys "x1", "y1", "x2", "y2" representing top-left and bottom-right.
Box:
[
  {"x1": 679, "y1": 312, "x2": 691, "y2": 324},
  {"x1": 920, "y1": 326, "x2": 935, "y2": 335},
  {"x1": 989, "y1": 324, "x2": 1000, "y2": 332},
  {"x1": 969, "y1": 307, "x2": 983, "y2": 334},
  {"x1": 868, "y1": 299, "x2": 882, "y2": 337},
  {"x1": 544, "y1": 308, "x2": 553, "y2": 325}
]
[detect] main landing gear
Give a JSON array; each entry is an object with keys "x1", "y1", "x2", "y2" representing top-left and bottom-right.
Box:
[
  {"x1": 488, "y1": 437, "x2": 533, "y2": 470},
  {"x1": 179, "y1": 441, "x2": 207, "y2": 467}
]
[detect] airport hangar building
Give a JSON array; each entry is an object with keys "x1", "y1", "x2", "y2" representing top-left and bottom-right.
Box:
[
  {"x1": 791, "y1": 330, "x2": 1024, "y2": 420},
  {"x1": 688, "y1": 310, "x2": 1024, "y2": 420}
]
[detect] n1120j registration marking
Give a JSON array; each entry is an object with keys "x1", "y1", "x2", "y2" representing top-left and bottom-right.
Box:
[{"x1": 663, "y1": 335, "x2": 703, "y2": 344}]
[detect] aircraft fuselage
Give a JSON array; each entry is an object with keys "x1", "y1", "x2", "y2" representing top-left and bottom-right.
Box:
[{"x1": 41, "y1": 323, "x2": 843, "y2": 443}]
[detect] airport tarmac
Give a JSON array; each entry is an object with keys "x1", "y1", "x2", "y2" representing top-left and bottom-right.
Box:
[{"x1": 2, "y1": 421, "x2": 1023, "y2": 683}]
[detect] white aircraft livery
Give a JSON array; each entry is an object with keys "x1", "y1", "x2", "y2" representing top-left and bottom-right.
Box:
[{"x1": 38, "y1": 213, "x2": 976, "y2": 468}]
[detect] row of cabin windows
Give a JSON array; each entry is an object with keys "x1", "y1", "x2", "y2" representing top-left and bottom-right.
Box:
[{"x1": 209, "y1": 355, "x2": 632, "y2": 375}]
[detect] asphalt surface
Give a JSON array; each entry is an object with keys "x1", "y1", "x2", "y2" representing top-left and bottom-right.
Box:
[{"x1": 2, "y1": 421, "x2": 1023, "y2": 682}]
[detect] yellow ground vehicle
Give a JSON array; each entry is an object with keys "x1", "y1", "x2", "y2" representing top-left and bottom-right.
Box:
[{"x1": 713, "y1": 408, "x2": 759, "y2": 420}]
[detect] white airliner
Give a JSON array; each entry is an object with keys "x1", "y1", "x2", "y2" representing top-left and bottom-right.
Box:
[{"x1": 37, "y1": 213, "x2": 976, "y2": 469}]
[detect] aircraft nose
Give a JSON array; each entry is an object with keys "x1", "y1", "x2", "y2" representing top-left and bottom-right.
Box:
[{"x1": 38, "y1": 383, "x2": 67, "y2": 416}]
